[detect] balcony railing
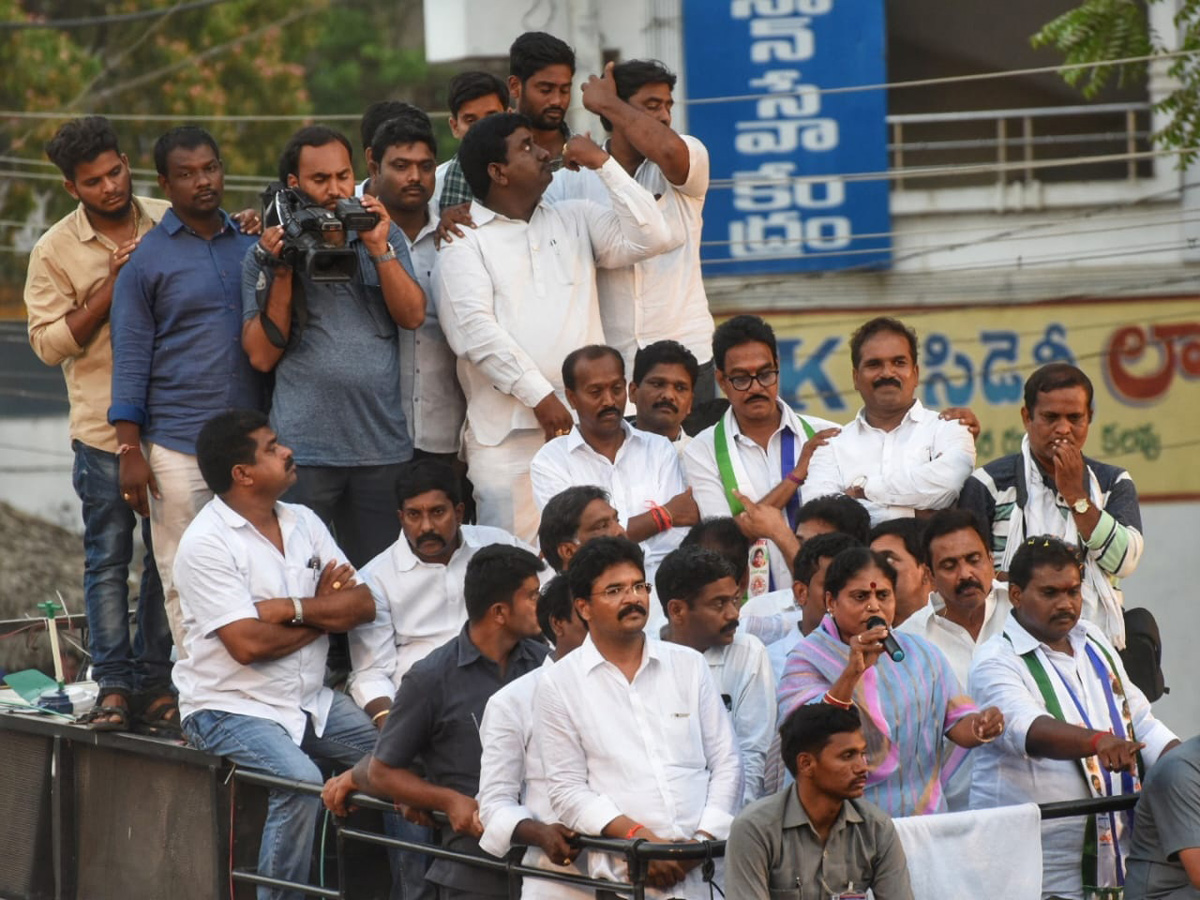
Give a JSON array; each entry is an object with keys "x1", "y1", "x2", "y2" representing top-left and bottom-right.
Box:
[{"x1": 888, "y1": 102, "x2": 1154, "y2": 190}]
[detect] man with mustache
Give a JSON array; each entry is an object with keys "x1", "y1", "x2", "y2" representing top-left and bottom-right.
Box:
[
  {"x1": 347, "y1": 459, "x2": 538, "y2": 723},
  {"x1": 725, "y1": 704, "x2": 914, "y2": 900},
  {"x1": 26, "y1": 116, "x2": 172, "y2": 733},
  {"x1": 536, "y1": 537, "x2": 742, "y2": 898},
  {"x1": 172, "y1": 409, "x2": 377, "y2": 900},
  {"x1": 958, "y1": 363, "x2": 1143, "y2": 648},
  {"x1": 897, "y1": 508, "x2": 1007, "y2": 809},
  {"x1": 366, "y1": 115, "x2": 467, "y2": 468},
  {"x1": 537, "y1": 485, "x2": 628, "y2": 574},
  {"x1": 685, "y1": 315, "x2": 841, "y2": 598},
  {"x1": 658, "y1": 545, "x2": 776, "y2": 807},
  {"x1": 241, "y1": 125, "x2": 425, "y2": 569},
  {"x1": 804, "y1": 316, "x2": 977, "y2": 526},
  {"x1": 435, "y1": 115, "x2": 670, "y2": 543},
  {"x1": 110, "y1": 126, "x2": 266, "y2": 673},
  {"x1": 968, "y1": 536, "x2": 1178, "y2": 900},
  {"x1": 530, "y1": 345, "x2": 694, "y2": 599},
  {"x1": 628, "y1": 339, "x2": 699, "y2": 455}
]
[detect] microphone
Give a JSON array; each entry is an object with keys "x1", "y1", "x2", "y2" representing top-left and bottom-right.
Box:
[{"x1": 866, "y1": 615, "x2": 905, "y2": 663}]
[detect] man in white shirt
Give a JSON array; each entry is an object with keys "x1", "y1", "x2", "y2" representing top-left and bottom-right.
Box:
[
  {"x1": 367, "y1": 115, "x2": 465, "y2": 461},
  {"x1": 657, "y1": 545, "x2": 776, "y2": 807},
  {"x1": 685, "y1": 315, "x2": 840, "y2": 598},
  {"x1": 348, "y1": 459, "x2": 534, "y2": 719},
  {"x1": 531, "y1": 345, "x2": 696, "y2": 581},
  {"x1": 477, "y1": 574, "x2": 592, "y2": 899},
  {"x1": 536, "y1": 537, "x2": 742, "y2": 898},
  {"x1": 579, "y1": 60, "x2": 717, "y2": 402},
  {"x1": 898, "y1": 509, "x2": 1006, "y2": 810},
  {"x1": 968, "y1": 536, "x2": 1179, "y2": 900},
  {"x1": 174, "y1": 410, "x2": 377, "y2": 900},
  {"x1": 537, "y1": 485, "x2": 628, "y2": 574},
  {"x1": 433, "y1": 113, "x2": 671, "y2": 544},
  {"x1": 629, "y1": 340, "x2": 699, "y2": 456},
  {"x1": 804, "y1": 316, "x2": 976, "y2": 526}
]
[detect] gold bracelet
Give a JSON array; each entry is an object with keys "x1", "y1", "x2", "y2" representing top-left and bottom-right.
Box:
[{"x1": 371, "y1": 709, "x2": 389, "y2": 724}]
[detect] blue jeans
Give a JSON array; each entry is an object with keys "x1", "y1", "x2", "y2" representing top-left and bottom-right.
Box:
[
  {"x1": 72, "y1": 440, "x2": 171, "y2": 695},
  {"x1": 183, "y1": 693, "x2": 378, "y2": 900}
]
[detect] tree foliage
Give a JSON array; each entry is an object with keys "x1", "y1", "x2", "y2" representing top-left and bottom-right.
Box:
[{"x1": 1033, "y1": 0, "x2": 1200, "y2": 167}]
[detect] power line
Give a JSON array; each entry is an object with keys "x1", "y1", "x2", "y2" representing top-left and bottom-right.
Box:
[{"x1": 0, "y1": 0, "x2": 234, "y2": 30}]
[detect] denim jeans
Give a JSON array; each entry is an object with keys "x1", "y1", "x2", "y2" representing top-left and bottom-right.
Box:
[
  {"x1": 183, "y1": 693, "x2": 377, "y2": 900},
  {"x1": 71, "y1": 440, "x2": 171, "y2": 695}
]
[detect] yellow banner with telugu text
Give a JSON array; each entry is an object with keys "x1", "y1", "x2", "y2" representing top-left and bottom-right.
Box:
[{"x1": 754, "y1": 296, "x2": 1200, "y2": 499}]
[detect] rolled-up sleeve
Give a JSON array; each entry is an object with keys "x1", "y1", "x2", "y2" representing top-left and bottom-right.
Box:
[{"x1": 24, "y1": 244, "x2": 85, "y2": 365}]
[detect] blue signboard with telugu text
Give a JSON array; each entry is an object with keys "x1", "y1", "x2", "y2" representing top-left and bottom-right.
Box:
[{"x1": 682, "y1": 0, "x2": 891, "y2": 276}]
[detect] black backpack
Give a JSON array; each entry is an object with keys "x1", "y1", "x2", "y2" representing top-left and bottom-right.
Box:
[{"x1": 1119, "y1": 607, "x2": 1168, "y2": 702}]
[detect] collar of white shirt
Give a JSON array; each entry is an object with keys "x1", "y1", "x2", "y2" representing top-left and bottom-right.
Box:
[
  {"x1": 211, "y1": 495, "x2": 300, "y2": 535},
  {"x1": 565, "y1": 418, "x2": 649, "y2": 458},
  {"x1": 849, "y1": 398, "x2": 932, "y2": 432},
  {"x1": 578, "y1": 632, "x2": 663, "y2": 677},
  {"x1": 728, "y1": 397, "x2": 809, "y2": 446},
  {"x1": 911, "y1": 582, "x2": 1007, "y2": 636}
]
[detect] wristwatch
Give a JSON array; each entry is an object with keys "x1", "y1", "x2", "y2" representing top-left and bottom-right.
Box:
[
  {"x1": 1071, "y1": 497, "x2": 1091, "y2": 514},
  {"x1": 371, "y1": 246, "x2": 397, "y2": 265}
]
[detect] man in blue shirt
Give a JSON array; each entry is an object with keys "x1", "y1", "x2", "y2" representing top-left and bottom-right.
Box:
[
  {"x1": 242, "y1": 125, "x2": 425, "y2": 568},
  {"x1": 110, "y1": 126, "x2": 264, "y2": 679}
]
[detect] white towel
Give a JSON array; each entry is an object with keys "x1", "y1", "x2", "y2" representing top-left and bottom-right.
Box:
[{"x1": 893, "y1": 803, "x2": 1042, "y2": 900}]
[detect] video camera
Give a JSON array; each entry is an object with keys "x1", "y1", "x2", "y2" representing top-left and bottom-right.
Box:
[{"x1": 261, "y1": 183, "x2": 380, "y2": 283}]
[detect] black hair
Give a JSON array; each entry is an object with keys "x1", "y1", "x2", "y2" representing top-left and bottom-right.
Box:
[
  {"x1": 538, "y1": 485, "x2": 611, "y2": 573},
  {"x1": 779, "y1": 704, "x2": 863, "y2": 777},
  {"x1": 562, "y1": 344, "x2": 625, "y2": 391},
  {"x1": 797, "y1": 494, "x2": 872, "y2": 545},
  {"x1": 794, "y1": 532, "x2": 864, "y2": 586},
  {"x1": 195, "y1": 409, "x2": 270, "y2": 495},
  {"x1": 598, "y1": 59, "x2": 677, "y2": 131},
  {"x1": 567, "y1": 536, "x2": 645, "y2": 602},
  {"x1": 278, "y1": 125, "x2": 354, "y2": 183},
  {"x1": 1023, "y1": 363, "x2": 1095, "y2": 414},
  {"x1": 537, "y1": 573, "x2": 574, "y2": 643},
  {"x1": 849, "y1": 316, "x2": 919, "y2": 369},
  {"x1": 919, "y1": 508, "x2": 990, "y2": 568},
  {"x1": 632, "y1": 340, "x2": 698, "y2": 387},
  {"x1": 153, "y1": 125, "x2": 220, "y2": 177},
  {"x1": 871, "y1": 518, "x2": 926, "y2": 566},
  {"x1": 457, "y1": 112, "x2": 530, "y2": 202},
  {"x1": 370, "y1": 117, "x2": 438, "y2": 171},
  {"x1": 394, "y1": 459, "x2": 462, "y2": 508},
  {"x1": 823, "y1": 547, "x2": 897, "y2": 601},
  {"x1": 359, "y1": 101, "x2": 431, "y2": 151},
  {"x1": 464, "y1": 544, "x2": 544, "y2": 623},
  {"x1": 682, "y1": 517, "x2": 751, "y2": 586},
  {"x1": 45, "y1": 116, "x2": 120, "y2": 180},
  {"x1": 509, "y1": 31, "x2": 576, "y2": 82},
  {"x1": 448, "y1": 71, "x2": 511, "y2": 118},
  {"x1": 712, "y1": 315, "x2": 778, "y2": 371},
  {"x1": 1007, "y1": 536, "x2": 1083, "y2": 590},
  {"x1": 654, "y1": 546, "x2": 736, "y2": 614}
]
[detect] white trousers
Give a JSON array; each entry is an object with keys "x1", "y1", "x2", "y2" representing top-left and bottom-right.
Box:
[
  {"x1": 145, "y1": 443, "x2": 212, "y2": 656},
  {"x1": 463, "y1": 427, "x2": 545, "y2": 547}
]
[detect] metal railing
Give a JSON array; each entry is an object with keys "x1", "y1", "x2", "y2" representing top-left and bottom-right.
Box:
[
  {"x1": 887, "y1": 102, "x2": 1153, "y2": 189},
  {"x1": 231, "y1": 769, "x2": 1143, "y2": 900}
]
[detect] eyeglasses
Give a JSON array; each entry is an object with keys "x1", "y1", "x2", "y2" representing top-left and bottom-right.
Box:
[
  {"x1": 592, "y1": 582, "x2": 652, "y2": 600},
  {"x1": 726, "y1": 368, "x2": 779, "y2": 392}
]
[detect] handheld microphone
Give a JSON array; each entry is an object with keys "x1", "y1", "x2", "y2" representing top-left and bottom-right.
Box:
[{"x1": 866, "y1": 615, "x2": 905, "y2": 663}]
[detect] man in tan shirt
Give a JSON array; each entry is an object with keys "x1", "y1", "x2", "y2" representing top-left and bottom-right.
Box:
[{"x1": 25, "y1": 116, "x2": 175, "y2": 734}]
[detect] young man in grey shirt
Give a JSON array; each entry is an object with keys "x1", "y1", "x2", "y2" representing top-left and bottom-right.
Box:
[{"x1": 726, "y1": 704, "x2": 913, "y2": 900}]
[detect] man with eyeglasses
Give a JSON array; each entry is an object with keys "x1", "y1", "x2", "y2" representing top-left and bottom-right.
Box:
[
  {"x1": 536, "y1": 537, "x2": 742, "y2": 898},
  {"x1": 658, "y1": 545, "x2": 776, "y2": 807},
  {"x1": 684, "y1": 315, "x2": 840, "y2": 600}
]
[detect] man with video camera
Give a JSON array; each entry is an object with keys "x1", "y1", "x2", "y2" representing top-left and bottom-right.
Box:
[{"x1": 242, "y1": 125, "x2": 425, "y2": 569}]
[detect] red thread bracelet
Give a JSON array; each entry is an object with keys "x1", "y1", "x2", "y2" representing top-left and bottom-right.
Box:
[
  {"x1": 1089, "y1": 732, "x2": 1106, "y2": 753},
  {"x1": 624, "y1": 823, "x2": 645, "y2": 840}
]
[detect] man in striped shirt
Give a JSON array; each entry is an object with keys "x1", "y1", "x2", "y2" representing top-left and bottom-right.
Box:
[{"x1": 957, "y1": 363, "x2": 1143, "y2": 648}]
